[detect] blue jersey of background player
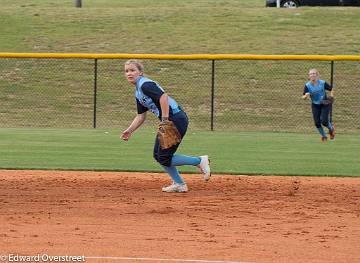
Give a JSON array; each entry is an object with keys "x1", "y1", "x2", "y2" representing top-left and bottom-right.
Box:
[
  {"x1": 302, "y1": 68, "x2": 335, "y2": 142},
  {"x1": 121, "y1": 59, "x2": 211, "y2": 193}
]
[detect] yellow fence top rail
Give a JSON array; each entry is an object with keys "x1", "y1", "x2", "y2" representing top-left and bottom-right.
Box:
[{"x1": 0, "y1": 53, "x2": 360, "y2": 61}]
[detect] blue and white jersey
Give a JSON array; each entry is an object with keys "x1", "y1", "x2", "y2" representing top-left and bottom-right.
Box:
[
  {"x1": 304, "y1": 80, "x2": 332, "y2": 105},
  {"x1": 135, "y1": 76, "x2": 181, "y2": 119}
]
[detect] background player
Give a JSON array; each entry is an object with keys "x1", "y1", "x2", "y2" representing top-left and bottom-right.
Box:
[
  {"x1": 121, "y1": 59, "x2": 211, "y2": 192},
  {"x1": 302, "y1": 68, "x2": 335, "y2": 142}
]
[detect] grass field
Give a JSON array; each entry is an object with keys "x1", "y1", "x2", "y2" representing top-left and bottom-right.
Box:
[
  {"x1": 1, "y1": 1, "x2": 360, "y2": 132},
  {"x1": 1, "y1": 128, "x2": 359, "y2": 176},
  {"x1": 0, "y1": 1, "x2": 359, "y2": 176}
]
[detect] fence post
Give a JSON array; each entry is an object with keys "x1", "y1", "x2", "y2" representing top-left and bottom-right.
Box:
[
  {"x1": 330, "y1": 60, "x2": 334, "y2": 87},
  {"x1": 93, "y1": 59, "x2": 98, "y2": 128},
  {"x1": 211, "y1": 60, "x2": 215, "y2": 131},
  {"x1": 330, "y1": 61, "x2": 334, "y2": 122},
  {"x1": 75, "y1": 0, "x2": 82, "y2": 8}
]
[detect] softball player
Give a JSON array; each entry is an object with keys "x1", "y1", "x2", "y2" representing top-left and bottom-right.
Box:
[
  {"x1": 121, "y1": 59, "x2": 211, "y2": 193},
  {"x1": 302, "y1": 68, "x2": 335, "y2": 142}
]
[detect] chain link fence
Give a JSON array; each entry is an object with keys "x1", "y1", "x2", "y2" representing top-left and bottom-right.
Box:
[{"x1": 0, "y1": 55, "x2": 359, "y2": 133}]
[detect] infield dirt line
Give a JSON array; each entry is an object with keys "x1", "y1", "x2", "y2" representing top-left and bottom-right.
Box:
[{"x1": 85, "y1": 256, "x2": 253, "y2": 263}]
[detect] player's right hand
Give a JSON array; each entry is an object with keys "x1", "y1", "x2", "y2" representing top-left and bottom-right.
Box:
[
  {"x1": 302, "y1": 93, "x2": 310, "y2": 100},
  {"x1": 121, "y1": 130, "x2": 131, "y2": 141}
]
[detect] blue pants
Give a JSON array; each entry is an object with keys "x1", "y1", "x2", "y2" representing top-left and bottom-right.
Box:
[
  {"x1": 153, "y1": 111, "x2": 188, "y2": 167},
  {"x1": 311, "y1": 103, "x2": 332, "y2": 128}
]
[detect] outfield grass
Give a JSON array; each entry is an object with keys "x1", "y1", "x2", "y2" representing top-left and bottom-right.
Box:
[
  {"x1": 0, "y1": 1, "x2": 359, "y2": 176},
  {"x1": 1, "y1": 128, "x2": 359, "y2": 176},
  {"x1": 1, "y1": 1, "x2": 360, "y2": 131}
]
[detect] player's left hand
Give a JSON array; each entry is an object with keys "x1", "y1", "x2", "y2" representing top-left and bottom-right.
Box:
[
  {"x1": 320, "y1": 96, "x2": 334, "y2": 105},
  {"x1": 157, "y1": 120, "x2": 181, "y2": 149}
]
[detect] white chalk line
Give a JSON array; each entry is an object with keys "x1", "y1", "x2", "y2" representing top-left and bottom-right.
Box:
[{"x1": 85, "y1": 256, "x2": 253, "y2": 263}]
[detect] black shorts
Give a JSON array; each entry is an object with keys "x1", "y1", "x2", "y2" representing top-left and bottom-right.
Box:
[{"x1": 311, "y1": 103, "x2": 332, "y2": 127}]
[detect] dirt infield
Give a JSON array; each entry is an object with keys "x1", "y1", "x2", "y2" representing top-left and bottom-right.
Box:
[{"x1": 0, "y1": 170, "x2": 359, "y2": 263}]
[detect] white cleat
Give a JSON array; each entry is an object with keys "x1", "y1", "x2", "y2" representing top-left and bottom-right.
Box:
[
  {"x1": 198, "y1": 155, "x2": 211, "y2": 181},
  {"x1": 162, "y1": 183, "x2": 188, "y2": 193}
]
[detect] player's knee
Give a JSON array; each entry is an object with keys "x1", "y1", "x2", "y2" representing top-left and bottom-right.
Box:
[
  {"x1": 322, "y1": 121, "x2": 329, "y2": 127},
  {"x1": 153, "y1": 150, "x2": 171, "y2": 166},
  {"x1": 157, "y1": 154, "x2": 172, "y2": 167},
  {"x1": 314, "y1": 122, "x2": 321, "y2": 128}
]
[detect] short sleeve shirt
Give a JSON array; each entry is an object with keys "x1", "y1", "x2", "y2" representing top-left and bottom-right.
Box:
[
  {"x1": 135, "y1": 76, "x2": 180, "y2": 119},
  {"x1": 303, "y1": 80, "x2": 332, "y2": 105}
]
